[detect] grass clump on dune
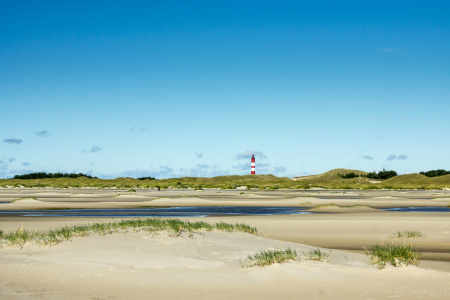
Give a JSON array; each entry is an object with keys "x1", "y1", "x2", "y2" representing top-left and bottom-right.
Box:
[
  {"x1": 10, "y1": 196, "x2": 38, "y2": 203},
  {"x1": 365, "y1": 243, "x2": 422, "y2": 269},
  {"x1": 0, "y1": 219, "x2": 258, "y2": 249},
  {"x1": 392, "y1": 230, "x2": 425, "y2": 239},
  {"x1": 303, "y1": 248, "x2": 331, "y2": 262},
  {"x1": 314, "y1": 203, "x2": 370, "y2": 209},
  {"x1": 314, "y1": 203, "x2": 340, "y2": 209},
  {"x1": 240, "y1": 248, "x2": 299, "y2": 268}
]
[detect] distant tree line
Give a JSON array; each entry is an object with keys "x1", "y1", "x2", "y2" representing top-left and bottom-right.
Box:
[
  {"x1": 337, "y1": 172, "x2": 361, "y2": 179},
  {"x1": 420, "y1": 169, "x2": 450, "y2": 177},
  {"x1": 13, "y1": 172, "x2": 97, "y2": 179},
  {"x1": 366, "y1": 169, "x2": 397, "y2": 180},
  {"x1": 137, "y1": 176, "x2": 156, "y2": 180},
  {"x1": 338, "y1": 169, "x2": 398, "y2": 180}
]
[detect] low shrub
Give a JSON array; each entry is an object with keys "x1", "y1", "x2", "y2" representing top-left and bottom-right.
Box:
[
  {"x1": 303, "y1": 248, "x2": 331, "y2": 262},
  {"x1": 365, "y1": 243, "x2": 421, "y2": 268},
  {"x1": 240, "y1": 248, "x2": 299, "y2": 268}
]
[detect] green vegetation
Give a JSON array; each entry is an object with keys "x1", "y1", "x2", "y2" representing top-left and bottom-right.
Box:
[
  {"x1": 0, "y1": 174, "x2": 292, "y2": 190},
  {"x1": 365, "y1": 243, "x2": 421, "y2": 269},
  {"x1": 314, "y1": 203, "x2": 370, "y2": 209},
  {"x1": 366, "y1": 169, "x2": 398, "y2": 180},
  {"x1": 338, "y1": 172, "x2": 364, "y2": 179},
  {"x1": 0, "y1": 219, "x2": 258, "y2": 248},
  {"x1": 314, "y1": 203, "x2": 340, "y2": 209},
  {"x1": 240, "y1": 248, "x2": 299, "y2": 268},
  {"x1": 392, "y1": 231, "x2": 425, "y2": 239},
  {"x1": 11, "y1": 196, "x2": 38, "y2": 203},
  {"x1": 299, "y1": 201, "x2": 312, "y2": 206},
  {"x1": 303, "y1": 248, "x2": 331, "y2": 262},
  {"x1": 127, "y1": 189, "x2": 137, "y2": 193},
  {"x1": 137, "y1": 176, "x2": 156, "y2": 180},
  {"x1": 420, "y1": 169, "x2": 450, "y2": 178},
  {"x1": 13, "y1": 172, "x2": 96, "y2": 179},
  {"x1": 3, "y1": 168, "x2": 450, "y2": 190}
]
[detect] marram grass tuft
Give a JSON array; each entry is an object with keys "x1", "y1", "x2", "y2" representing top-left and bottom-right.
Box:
[
  {"x1": 0, "y1": 218, "x2": 258, "y2": 249},
  {"x1": 240, "y1": 248, "x2": 299, "y2": 268}
]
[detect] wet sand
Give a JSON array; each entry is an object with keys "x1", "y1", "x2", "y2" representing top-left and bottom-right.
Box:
[{"x1": 1, "y1": 188, "x2": 450, "y2": 299}]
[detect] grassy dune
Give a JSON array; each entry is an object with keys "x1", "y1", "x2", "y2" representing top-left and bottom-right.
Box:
[
  {"x1": 2, "y1": 169, "x2": 450, "y2": 190},
  {"x1": 0, "y1": 174, "x2": 292, "y2": 190},
  {"x1": 294, "y1": 169, "x2": 450, "y2": 190},
  {"x1": 0, "y1": 219, "x2": 258, "y2": 248}
]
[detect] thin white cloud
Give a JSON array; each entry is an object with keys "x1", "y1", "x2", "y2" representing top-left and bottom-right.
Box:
[
  {"x1": 387, "y1": 155, "x2": 396, "y2": 161},
  {"x1": 233, "y1": 162, "x2": 271, "y2": 171},
  {"x1": 387, "y1": 154, "x2": 408, "y2": 161},
  {"x1": 35, "y1": 130, "x2": 51, "y2": 137},
  {"x1": 130, "y1": 127, "x2": 150, "y2": 134},
  {"x1": 235, "y1": 150, "x2": 267, "y2": 160},
  {"x1": 273, "y1": 166, "x2": 287, "y2": 173},
  {"x1": 81, "y1": 146, "x2": 102, "y2": 153},
  {"x1": 4, "y1": 138, "x2": 23, "y2": 144}
]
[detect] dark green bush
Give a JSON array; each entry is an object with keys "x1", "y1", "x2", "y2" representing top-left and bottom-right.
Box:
[
  {"x1": 367, "y1": 169, "x2": 397, "y2": 180},
  {"x1": 13, "y1": 172, "x2": 96, "y2": 179},
  {"x1": 137, "y1": 176, "x2": 156, "y2": 180},
  {"x1": 420, "y1": 169, "x2": 450, "y2": 177}
]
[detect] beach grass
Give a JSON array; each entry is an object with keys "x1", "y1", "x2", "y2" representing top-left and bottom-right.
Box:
[
  {"x1": 314, "y1": 203, "x2": 340, "y2": 209},
  {"x1": 303, "y1": 248, "x2": 331, "y2": 262},
  {"x1": 0, "y1": 219, "x2": 258, "y2": 249},
  {"x1": 10, "y1": 196, "x2": 38, "y2": 203},
  {"x1": 365, "y1": 243, "x2": 422, "y2": 268},
  {"x1": 240, "y1": 248, "x2": 299, "y2": 268},
  {"x1": 314, "y1": 203, "x2": 370, "y2": 209},
  {"x1": 392, "y1": 230, "x2": 425, "y2": 239}
]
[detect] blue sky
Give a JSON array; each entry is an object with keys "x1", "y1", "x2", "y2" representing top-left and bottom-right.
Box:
[{"x1": 1, "y1": 1, "x2": 449, "y2": 179}]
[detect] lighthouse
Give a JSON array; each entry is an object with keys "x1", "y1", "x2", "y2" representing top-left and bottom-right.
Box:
[{"x1": 251, "y1": 154, "x2": 255, "y2": 174}]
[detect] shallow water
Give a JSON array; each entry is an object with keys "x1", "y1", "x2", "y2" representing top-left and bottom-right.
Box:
[
  {"x1": 0, "y1": 206, "x2": 313, "y2": 218},
  {"x1": 382, "y1": 207, "x2": 450, "y2": 212}
]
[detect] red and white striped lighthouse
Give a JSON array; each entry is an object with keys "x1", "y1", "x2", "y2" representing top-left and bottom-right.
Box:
[{"x1": 251, "y1": 154, "x2": 255, "y2": 174}]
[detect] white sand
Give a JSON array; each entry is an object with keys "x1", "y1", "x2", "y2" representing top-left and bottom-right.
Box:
[
  {"x1": 1, "y1": 231, "x2": 449, "y2": 299},
  {"x1": 69, "y1": 193, "x2": 102, "y2": 197},
  {"x1": 113, "y1": 194, "x2": 150, "y2": 199},
  {"x1": 11, "y1": 199, "x2": 43, "y2": 204}
]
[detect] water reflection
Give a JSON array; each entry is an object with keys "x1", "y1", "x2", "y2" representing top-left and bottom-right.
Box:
[
  {"x1": 0, "y1": 206, "x2": 314, "y2": 217},
  {"x1": 382, "y1": 207, "x2": 450, "y2": 212}
]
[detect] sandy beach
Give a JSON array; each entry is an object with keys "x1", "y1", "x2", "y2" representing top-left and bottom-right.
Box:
[{"x1": 1, "y1": 188, "x2": 450, "y2": 299}]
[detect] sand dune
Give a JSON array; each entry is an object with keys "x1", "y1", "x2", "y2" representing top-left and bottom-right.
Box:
[
  {"x1": 113, "y1": 194, "x2": 150, "y2": 198},
  {"x1": 11, "y1": 199, "x2": 43, "y2": 204},
  {"x1": 69, "y1": 193, "x2": 103, "y2": 197},
  {"x1": 1, "y1": 231, "x2": 449, "y2": 299}
]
